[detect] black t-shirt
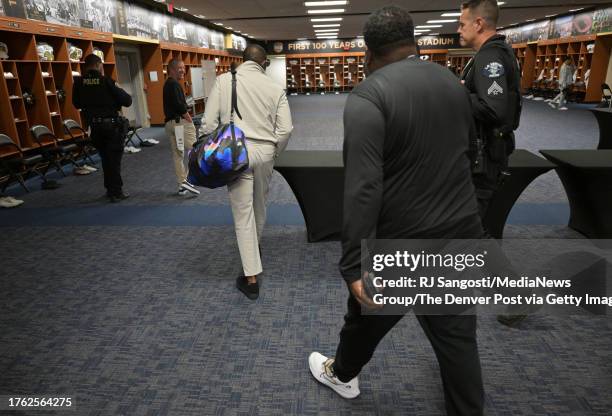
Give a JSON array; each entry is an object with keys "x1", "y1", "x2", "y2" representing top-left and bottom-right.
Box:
[
  {"x1": 163, "y1": 77, "x2": 188, "y2": 122},
  {"x1": 340, "y1": 56, "x2": 481, "y2": 284}
]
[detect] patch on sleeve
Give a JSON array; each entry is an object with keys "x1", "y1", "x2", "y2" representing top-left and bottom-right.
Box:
[
  {"x1": 482, "y1": 61, "x2": 505, "y2": 78},
  {"x1": 488, "y1": 81, "x2": 504, "y2": 96}
]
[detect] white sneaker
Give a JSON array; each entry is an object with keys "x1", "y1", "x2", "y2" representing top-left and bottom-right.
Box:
[
  {"x1": 0, "y1": 196, "x2": 22, "y2": 208},
  {"x1": 178, "y1": 188, "x2": 188, "y2": 196},
  {"x1": 559, "y1": 107, "x2": 569, "y2": 111},
  {"x1": 524, "y1": 94, "x2": 534, "y2": 99},
  {"x1": 82, "y1": 164, "x2": 98, "y2": 172},
  {"x1": 180, "y1": 180, "x2": 200, "y2": 195},
  {"x1": 124, "y1": 146, "x2": 141, "y2": 154},
  {"x1": 144, "y1": 138, "x2": 159, "y2": 145},
  {"x1": 308, "y1": 352, "x2": 360, "y2": 399},
  {"x1": 533, "y1": 97, "x2": 544, "y2": 101},
  {"x1": 74, "y1": 166, "x2": 92, "y2": 175}
]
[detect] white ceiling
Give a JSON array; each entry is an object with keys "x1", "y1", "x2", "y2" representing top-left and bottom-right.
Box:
[{"x1": 169, "y1": 0, "x2": 612, "y2": 40}]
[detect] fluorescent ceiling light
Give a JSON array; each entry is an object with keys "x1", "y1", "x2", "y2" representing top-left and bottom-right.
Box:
[
  {"x1": 570, "y1": 8, "x2": 584, "y2": 12},
  {"x1": 304, "y1": 1, "x2": 347, "y2": 6},
  {"x1": 307, "y1": 9, "x2": 345, "y2": 14},
  {"x1": 427, "y1": 19, "x2": 457, "y2": 23},
  {"x1": 313, "y1": 23, "x2": 341, "y2": 27},
  {"x1": 297, "y1": 38, "x2": 307, "y2": 40},
  {"x1": 310, "y1": 17, "x2": 343, "y2": 22},
  {"x1": 497, "y1": 2, "x2": 506, "y2": 5},
  {"x1": 441, "y1": 12, "x2": 461, "y2": 17},
  {"x1": 416, "y1": 25, "x2": 442, "y2": 28},
  {"x1": 415, "y1": 29, "x2": 431, "y2": 32},
  {"x1": 195, "y1": 14, "x2": 206, "y2": 19},
  {"x1": 176, "y1": 7, "x2": 188, "y2": 11},
  {"x1": 213, "y1": 22, "x2": 223, "y2": 25},
  {"x1": 317, "y1": 37, "x2": 338, "y2": 39},
  {"x1": 315, "y1": 29, "x2": 339, "y2": 33},
  {"x1": 546, "y1": 14, "x2": 557, "y2": 18}
]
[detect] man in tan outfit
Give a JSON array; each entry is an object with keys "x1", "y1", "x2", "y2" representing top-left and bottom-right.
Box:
[
  {"x1": 163, "y1": 59, "x2": 200, "y2": 196},
  {"x1": 203, "y1": 44, "x2": 293, "y2": 299}
]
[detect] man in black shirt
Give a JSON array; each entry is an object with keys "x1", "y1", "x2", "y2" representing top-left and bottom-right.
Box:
[
  {"x1": 163, "y1": 59, "x2": 199, "y2": 196},
  {"x1": 459, "y1": 0, "x2": 522, "y2": 220},
  {"x1": 73, "y1": 54, "x2": 132, "y2": 202},
  {"x1": 309, "y1": 7, "x2": 485, "y2": 415}
]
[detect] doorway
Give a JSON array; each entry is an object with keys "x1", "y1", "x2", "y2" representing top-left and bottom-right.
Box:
[{"x1": 114, "y1": 45, "x2": 149, "y2": 128}]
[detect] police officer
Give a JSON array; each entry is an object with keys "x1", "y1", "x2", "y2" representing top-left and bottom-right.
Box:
[
  {"x1": 73, "y1": 54, "x2": 132, "y2": 202},
  {"x1": 458, "y1": 0, "x2": 521, "y2": 221}
]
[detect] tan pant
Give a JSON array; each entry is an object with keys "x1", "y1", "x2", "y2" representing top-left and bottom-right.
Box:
[
  {"x1": 229, "y1": 139, "x2": 276, "y2": 277},
  {"x1": 164, "y1": 119, "x2": 197, "y2": 186}
]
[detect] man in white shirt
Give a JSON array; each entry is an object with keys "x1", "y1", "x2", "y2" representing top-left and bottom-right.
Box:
[
  {"x1": 549, "y1": 56, "x2": 575, "y2": 111},
  {"x1": 203, "y1": 44, "x2": 293, "y2": 300}
]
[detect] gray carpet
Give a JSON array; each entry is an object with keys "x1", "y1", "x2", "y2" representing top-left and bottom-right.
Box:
[{"x1": 0, "y1": 95, "x2": 610, "y2": 415}]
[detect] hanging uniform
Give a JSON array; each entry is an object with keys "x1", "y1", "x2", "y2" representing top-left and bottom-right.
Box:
[
  {"x1": 73, "y1": 69, "x2": 132, "y2": 200},
  {"x1": 461, "y1": 34, "x2": 522, "y2": 220}
]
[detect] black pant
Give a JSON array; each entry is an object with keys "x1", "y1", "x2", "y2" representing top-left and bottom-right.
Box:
[
  {"x1": 91, "y1": 123, "x2": 124, "y2": 196},
  {"x1": 333, "y1": 216, "x2": 485, "y2": 416},
  {"x1": 333, "y1": 296, "x2": 484, "y2": 416}
]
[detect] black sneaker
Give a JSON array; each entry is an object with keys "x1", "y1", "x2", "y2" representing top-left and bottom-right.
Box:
[
  {"x1": 236, "y1": 275, "x2": 259, "y2": 300},
  {"x1": 109, "y1": 191, "x2": 130, "y2": 203}
]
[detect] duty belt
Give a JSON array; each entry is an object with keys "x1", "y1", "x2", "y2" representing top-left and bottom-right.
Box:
[{"x1": 91, "y1": 117, "x2": 120, "y2": 124}]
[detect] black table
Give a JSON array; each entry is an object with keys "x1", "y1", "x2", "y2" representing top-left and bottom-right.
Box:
[
  {"x1": 275, "y1": 150, "x2": 554, "y2": 242},
  {"x1": 274, "y1": 151, "x2": 344, "y2": 242},
  {"x1": 588, "y1": 108, "x2": 612, "y2": 149},
  {"x1": 483, "y1": 149, "x2": 556, "y2": 239},
  {"x1": 540, "y1": 150, "x2": 612, "y2": 238}
]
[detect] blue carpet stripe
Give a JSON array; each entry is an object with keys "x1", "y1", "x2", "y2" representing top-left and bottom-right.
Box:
[{"x1": 0, "y1": 203, "x2": 569, "y2": 226}]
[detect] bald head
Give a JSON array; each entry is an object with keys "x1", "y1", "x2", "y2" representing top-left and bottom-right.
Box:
[{"x1": 243, "y1": 44, "x2": 267, "y2": 66}]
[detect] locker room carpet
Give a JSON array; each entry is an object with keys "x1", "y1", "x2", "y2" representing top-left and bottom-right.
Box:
[{"x1": 1, "y1": 96, "x2": 610, "y2": 415}]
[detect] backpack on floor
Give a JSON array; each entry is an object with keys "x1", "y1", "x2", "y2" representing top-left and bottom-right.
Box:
[{"x1": 188, "y1": 64, "x2": 249, "y2": 189}]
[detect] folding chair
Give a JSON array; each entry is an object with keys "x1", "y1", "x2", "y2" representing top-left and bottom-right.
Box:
[
  {"x1": 0, "y1": 134, "x2": 48, "y2": 192},
  {"x1": 63, "y1": 118, "x2": 97, "y2": 166},
  {"x1": 125, "y1": 122, "x2": 155, "y2": 148},
  {"x1": 30, "y1": 125, "x2": 79, "y2": 177},
  {"x1": 601, "y1": 84, "x2": 612, "y2": 109}
]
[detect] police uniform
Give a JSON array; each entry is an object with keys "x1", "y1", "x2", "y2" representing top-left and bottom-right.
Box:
[
  {"x1": 73, "y1": 69, "x2": 132, "y2": 199},
  {"x1": 461, "y1": 34, "x2": 522, "y2": 220}
]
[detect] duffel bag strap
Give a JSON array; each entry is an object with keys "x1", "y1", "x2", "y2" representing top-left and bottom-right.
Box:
[{"x1": 230, "y1": 63, "x2": 243, "y2": 123}]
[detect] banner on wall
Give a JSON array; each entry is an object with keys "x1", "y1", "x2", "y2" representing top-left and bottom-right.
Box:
[
  {"x1": 270, "y1": 34, "x2": 461, "y2": 55},
  {"x1": 417, "y1": 34, "x2": 461, "y2": 50},
  {"x1": 0, "y1": 0, "x2": 228, "y2": 51},
  {"x1": 501, "y1": 6, "x2": 612, "y2": 42}
]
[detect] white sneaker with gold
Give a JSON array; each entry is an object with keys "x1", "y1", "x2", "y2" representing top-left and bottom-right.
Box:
[{"x1": 309, "y1": 352, "x2": 360, "y2": 399}]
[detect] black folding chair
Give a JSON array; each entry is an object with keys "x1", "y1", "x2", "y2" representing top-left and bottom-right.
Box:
[
  {"x1": 601, "y1": 84, "x2": 612, "y2": 109},
  {"x1": 30, "y1": 125, "x2": 79, "y2": 176},
  {"x1": 125, "y1": 122, "x2": 154, "y2": 148},
  {"x1": 63, "y1": 119, "x2": 97, "y2": 166},
  {"x1": 0, "y1": 134, "x2": 49, "y2": 192}
]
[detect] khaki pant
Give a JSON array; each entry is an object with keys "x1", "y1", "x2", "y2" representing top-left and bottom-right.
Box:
[
  {"x1": 229, "y1": 139, "x2": 276, "y2": 277},
  {"x1": 164, "y1": 119, "x2": 197, "y2": 186}
]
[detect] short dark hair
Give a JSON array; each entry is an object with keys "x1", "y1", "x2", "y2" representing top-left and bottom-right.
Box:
[
  {"x1": 461, "y1": 0, "x2": 499, "y2": 27},
  {"x1": 363, "y1": 6, "x2": 415, "y2": 56},
  {"x1": 243, "y1": 44, "x2": 267, "y2": 63},
  {"x1": 83, "y1": 53, "x2": 102, "y2": 70},
  {"x1": 168, "y1": 59, "x2": 183, "y2": 71}
]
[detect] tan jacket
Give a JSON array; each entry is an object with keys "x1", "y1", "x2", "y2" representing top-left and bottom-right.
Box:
[{"x1": 203, "y1": 61, "x2": 293, "y2": 155}]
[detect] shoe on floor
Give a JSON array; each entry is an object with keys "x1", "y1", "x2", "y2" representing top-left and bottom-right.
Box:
[
  {"x1": 236, "y1": 275, "x2": 259, "y2": 300},
  {"x1": 82, "y1": 164, "x2": 98, "y2": 172},
  {"x1": 0, "y1": 196, "x2": 23, "y2": 208},
  {"x1": 74, "y1": 166, "x2": 92, "y2": 175},
  {"x1": 558, "y1": 107, "x2": 569, "y2": 111},
  {"x1": 109, "y1": 191, "x2": 130, "y2": 203},
  {"x1": 309, "y1": 352, "x2": 360, "y2": 399},
  {"x1": 178, "y1": 188, "x2": 188, "y2": 196},
  {"x1": 180, "y1": 180, "x2": 200, "y2": 195}
]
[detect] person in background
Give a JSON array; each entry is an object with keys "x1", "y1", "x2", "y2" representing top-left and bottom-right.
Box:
[
  {"x1": 163, "y1": 59, "x2": 200, "y2": 196},
  {"x1": 203, "y1": 44, "x2": 293, "y2": 300},
  {"x1": 73, "y1": 54, "x2": 132, "y2": 203},
  {"x1": 549, "y1": 56, "x2": 575, "y2": 111},
  {"x1": 308, "y1": 6, "x2": 485, "y2": 415},
  {"x1": 458, "y1": 0, "x2": 522, "y2": 223}
]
